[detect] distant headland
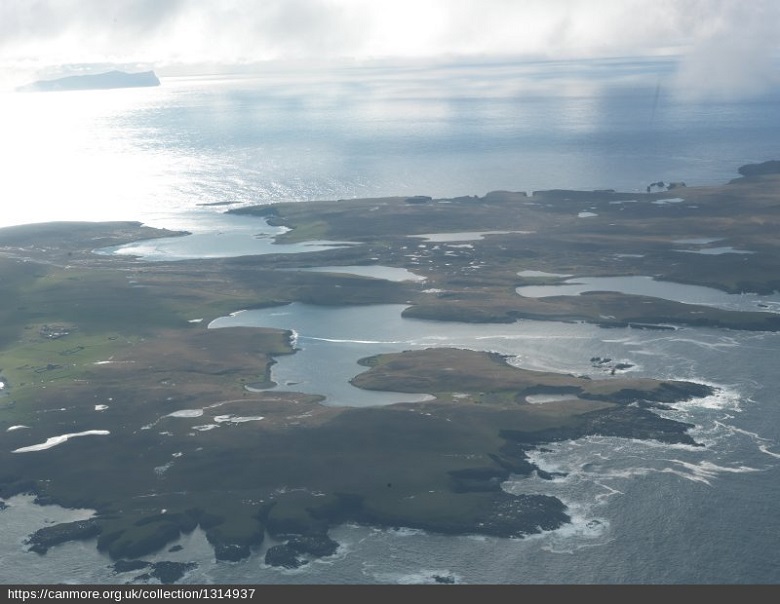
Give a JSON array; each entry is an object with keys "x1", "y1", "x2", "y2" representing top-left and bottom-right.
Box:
[{"x1": 17, "y1": 70, "x2": 160, "y2": 92}]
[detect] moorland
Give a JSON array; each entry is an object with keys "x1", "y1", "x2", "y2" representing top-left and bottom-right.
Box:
[{"x1": 1, "y1": 161, "x2": 779, "y2": 579}]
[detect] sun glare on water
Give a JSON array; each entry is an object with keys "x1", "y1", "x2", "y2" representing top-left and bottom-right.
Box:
[{"x1": 0, "y1": 87, "x2": 181, "y2": 229}]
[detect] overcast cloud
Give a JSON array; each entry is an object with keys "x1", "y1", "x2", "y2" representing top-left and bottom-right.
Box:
[{"x1": 1, "y1": 0, "x2": 778, "y2": 96}]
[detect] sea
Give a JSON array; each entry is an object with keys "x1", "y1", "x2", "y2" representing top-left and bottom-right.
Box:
[{"x1": 1, "y1": 55, "x2": 780, "y2": 585}]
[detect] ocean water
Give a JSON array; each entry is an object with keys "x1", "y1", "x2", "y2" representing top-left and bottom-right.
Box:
[
  {"x1": 1, "y1": 56, "x2": 780, "y2": 585},
  {"x1": 2, "y1": 56, "x2": 779, "y2": 231}
]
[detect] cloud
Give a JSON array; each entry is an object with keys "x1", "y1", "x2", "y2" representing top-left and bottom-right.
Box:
[
  {"x1": 0, "y1": 0, "x2": 184, "y2": 50},
  {"x1": 671, "y1": 0, "x2": 780, "y2": 99},
  {"x1": 0, "y1": 0, "x2": 777, "y2": 93},
  {"x1": 157, "y1": 0, "x2": 371, "y2": 63}
]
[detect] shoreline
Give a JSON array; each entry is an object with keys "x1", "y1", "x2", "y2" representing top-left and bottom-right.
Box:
[{"x1": 1, "y1": 161, "x2": 778, "y2": 580}]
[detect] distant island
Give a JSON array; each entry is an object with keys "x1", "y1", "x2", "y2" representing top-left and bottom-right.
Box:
[{"x1": 17, "y1": 70, "x2": 160, "y2": 92}]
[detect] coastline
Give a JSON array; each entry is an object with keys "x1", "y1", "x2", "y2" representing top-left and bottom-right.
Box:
[{"x1": 1, "y1": 161, "x2": 779, "y2": 581}]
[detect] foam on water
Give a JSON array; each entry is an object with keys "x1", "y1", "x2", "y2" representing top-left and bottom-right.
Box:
[
  {"x1": 647, "y1": 382, "x2": 751, "y2": 449},
  {"x1": 758, "y1": 444, "x2": 780, "y2": 459},
  {"x1": 369, "y1": 569, "x2": 463, "y2": 585},
  {"x1": 503, "y1": 468, "x2": 615, "y2": 553},
  {"x1": 675, "y1": 246, "x2": 754, "y2": 255},
  {"x1": 657, "y1": 459, "x2": 763, "y2": 485},
  {"x1": 528, "y1": 515, "x2": 612, "y2": 555},
  {"x1": 509, "y1": 394, "x2": 772, "y2": 549},
  {"x1": 672, "y1": 381, "x2": 743, "y2": 412}
]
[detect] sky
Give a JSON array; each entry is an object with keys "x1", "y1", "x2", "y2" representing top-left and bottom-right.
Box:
[{"x1": 1, "y1": 0, "x2": 779, "y2": 95}]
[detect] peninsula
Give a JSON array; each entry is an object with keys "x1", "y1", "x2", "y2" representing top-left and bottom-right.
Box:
[{"x1": 1, "y1": 161, "x2": 779, "y2": 581}]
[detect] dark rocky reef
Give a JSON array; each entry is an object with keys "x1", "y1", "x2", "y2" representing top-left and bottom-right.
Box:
[
  {"x1": 305, "y1": 490, "x2": 570, "y2": 540},
  {"x1": 264, "y1": 544, "x2": 305, "y2": 569},
  {"x1": 91, "y1": 507, "x2": 269, "y2": 564},
  {"x1": 588, "y1": 381, "x2": 713, "y2": 407},
  {"x1": 264, "y1": 534, "x2": 340, "y2": 568},
  {"x1": 26, "y1": 519, "x2": 102, "y2": 554},
  {"x1": 205, "y1": 524, "x2": 265, "y2": 562},
  {"x1": 96, "y1": 511, "x2": 199, "y2": 561},
  {"x1": 112, "y1": 560, "x2": 197, "y2": 585},
  {"x1": 433, "y1": 574, "x2": 457, "y2": 584},
  {"x1": 501, "y1": 405, "x2": 700, "y2": 448},
  {"x1": 145, "y1": 561, "x2": 198, "y2": 585}
]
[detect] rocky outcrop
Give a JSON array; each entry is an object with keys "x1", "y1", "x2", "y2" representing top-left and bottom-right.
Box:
[
  {"x1": 356, "y1": 491, "x2": 570, "y2": 538},
  {"x1": 98, "y1": 522, "x2": 181, "y2": 561},
  {"x1": 262, "y1": 515, "x2": 340, "y2": 569},
  {"x1": 26, "y1": 519, "x2": 102, "y2": 554},
  {"x1": 306, "y1": 489, "x2": 569, "y2": 540},
  {"x1": 501, "y1": 405, "x2": 701, "y2": 447},
  {"x1": 112, "y1": 559, "x2": 197, "y2": 584},
  {"x1": 97, "y1": 511, "x2": 199, "y2": 561},
  {"x1": 287, "y1": 534, "x2": 339, "y2": 558},
  {"x1": 204, "y1": 516, "x2": 266, "y2": 562},
  {"x1": 262, "y1": 533, "x2": 340, "y2": 568},
  {"x1": 145, "y1": 561, "x2": 197, "y2": 584},
  {"x1": 592, "y1": 381, "x2": 713, "y2": 406},
  {"x1": 118, "y1": 561, "x2": 197, "y2": 584},
  {"x1": 264, "y1": 544, "x2": 304, "y2": 569}
]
